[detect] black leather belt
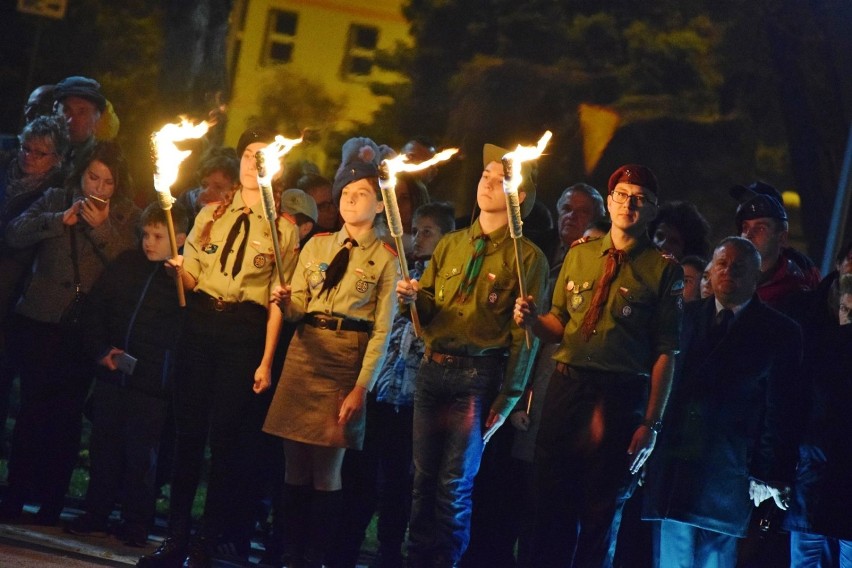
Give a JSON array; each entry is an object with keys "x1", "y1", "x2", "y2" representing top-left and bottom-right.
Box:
[
  {"x1": 304, "y1": 313, "x2": 372, "y2": 333},
  {"x1": 196, "y1": 292, "x2": 240, "y2": 313},
  {"x1": 424, "y1": 348, "x2": 504, "y2": 370}
]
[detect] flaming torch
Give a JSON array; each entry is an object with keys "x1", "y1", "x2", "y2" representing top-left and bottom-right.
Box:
[
  {"x1": 152, "y1": 118, "x2": 212, "y2": 307},
  {"x1": 255, "y1": 135, "x2": 303, "y2": 284},
  {"x1": 501, "y1": 131, "x2": 553, "y2": 347},
  {"x1": 378, "y1": 148, "x2": 459, "y2": 336}
]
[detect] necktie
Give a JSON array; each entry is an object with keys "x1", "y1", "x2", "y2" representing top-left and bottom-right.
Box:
[
  {"x1": 220, "y1": 208, "x2": 251, "y2": 278},
  {"x1": 457, "y1": 234, "x2": 489, "y2": 303},
  {"x1": 710, "y1": 308, "x2": 734, "y2": 347},
  {"x1": 320, "y1": 237, "x2": 358, "y2": 297},
  {"x1": 581, "y1": 247, "x2": 626, "y2": 341}
]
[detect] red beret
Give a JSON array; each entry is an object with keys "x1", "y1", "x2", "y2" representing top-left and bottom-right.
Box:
[{"x1": 607, "y1": 164, "x2": 659, "y2": 195}]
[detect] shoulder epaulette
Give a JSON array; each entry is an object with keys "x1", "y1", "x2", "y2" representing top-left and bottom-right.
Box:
[
  {"x1": 570, "y1": 236, "x2": 591, "y2": 249},
  {"x1": 279, "y1": 212, "x2": 297, "y2": 225},
  {"x1": 382, "y1": 242, "x2": 399, "y2": 257}
]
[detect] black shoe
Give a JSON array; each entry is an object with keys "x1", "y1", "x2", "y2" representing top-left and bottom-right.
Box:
[
  {"x1": 136, "y1": 536, "x2": 188, "y2": 568},
  {"x1": 65, "y1": 513, "x2": 110, "y2": 537},
  {"x1": 182, "y1": 538, "x2": 211, "y2": 568},
  {"x1": 115, "y1": 521, "x2": 149, "y2": 547}
]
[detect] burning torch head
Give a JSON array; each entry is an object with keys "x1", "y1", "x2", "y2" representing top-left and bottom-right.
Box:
[
  {"x1": 483, "y1": 143, "x2": 537, "y2": 219},
  {"x1": 332, "y1": 137, "x2": 395, "y2": 202}
]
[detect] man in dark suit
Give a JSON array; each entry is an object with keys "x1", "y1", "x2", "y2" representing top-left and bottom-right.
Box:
[{"x1": 643, "y1": 236, "x2": 803, "y2": 568}]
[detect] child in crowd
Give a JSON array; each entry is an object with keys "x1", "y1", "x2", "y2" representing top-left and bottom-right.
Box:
[
  {"x1": 263, "y1": 137, "x2": 398, "y2": 568},
  {"x1": 67, "y1": 204, "x2": 188, "y2": 546}
]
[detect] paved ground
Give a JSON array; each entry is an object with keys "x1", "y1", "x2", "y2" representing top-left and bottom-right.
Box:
[{"x1": 0, "y1": 505, "x2": 377, "y2": 567}]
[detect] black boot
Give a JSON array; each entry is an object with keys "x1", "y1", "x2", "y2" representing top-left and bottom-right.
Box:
[
  {"x1": 136, "y1": 515, "x2": 191, "y2": 568},
  {"x1": 136, "y1": 536, "x2": 188, "y2": 568},
  {"x1": 305, "y1": 489, "x2": 342, "y2": 568},
  {"x1": 281, "y1": 483, "x2": 312, "y2": 567}
]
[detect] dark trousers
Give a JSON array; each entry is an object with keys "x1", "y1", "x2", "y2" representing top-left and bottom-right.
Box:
[
  {"x1": 85, "y1": 380, "x2": 168, "y2": 526},
  {"x1": 4, "y1": 315, "x2": 93, "y2": 518},
  {"x1": 531, "y1": 366, "x2": 647, "y2": 568},
  {"x1": 333, "y1": 396, "x2": 414, "y2": 567},
  {"x1": 168, "y1": 298, "x2": 270, "y2": 551},
  {"x1": 461, "y1": 419, "x2": 526, "y2": 568}
]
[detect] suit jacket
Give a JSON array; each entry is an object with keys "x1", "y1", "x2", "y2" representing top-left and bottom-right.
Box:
[{"x1": 643, "y1": 295, "x2": 803, "y2": 537}]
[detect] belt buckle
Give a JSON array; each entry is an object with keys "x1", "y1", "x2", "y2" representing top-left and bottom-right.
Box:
[
  {"x1": 316, "y1": 316, "x2": 330, "y2": 330},
  {"x1": 213, "y1": 298, "x2": 227, "y2": 312},
  {"x1": 444, "y1": 355, "x2": 455, "y2": 366}
]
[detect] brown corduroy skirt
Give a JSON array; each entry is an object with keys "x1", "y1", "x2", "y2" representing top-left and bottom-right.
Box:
[{"x1": 263, "y1": 322, "x2": 369, "y2": 449}]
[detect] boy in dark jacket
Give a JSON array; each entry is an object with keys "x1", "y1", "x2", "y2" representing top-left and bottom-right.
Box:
[{"x1": 66, "y1": 203, "x2": 187, "y2": 546}]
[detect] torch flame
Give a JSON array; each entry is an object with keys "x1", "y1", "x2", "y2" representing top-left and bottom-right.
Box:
[
  {"x1": 152, "y1": 118, "x2": 211, "y2": 201},
  {"x1": 256, "y1": 135, "x2": 304, "y2": 186},
  {"x1": 379, "y1": 148, "x2": 458, "y2": 183},
  {"x1": 503, "y1": 131, "x2": 552, "y2": 195}
]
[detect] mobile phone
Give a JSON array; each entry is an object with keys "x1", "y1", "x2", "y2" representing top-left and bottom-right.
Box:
[
  {"x1": 115, "y1": 352, "x2": 137, "y2": 375},
  {"x1": 85, "y1": 194, "x2": 110, "y2": 210}
]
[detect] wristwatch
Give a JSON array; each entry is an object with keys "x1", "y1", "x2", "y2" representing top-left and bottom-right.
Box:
[{"x1": 642, "y1": 418, "x2": 663, "y2": 434}]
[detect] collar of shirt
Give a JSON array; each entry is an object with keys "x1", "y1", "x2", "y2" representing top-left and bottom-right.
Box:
[
  {"x1": 470, "y1": 218, "x2": 510, "y2": 249},
  {"x1": 593, "y1": 231, "x2": 652, "y2": 261},
  {"x1": 714, "y1": 296, "x2": 751, "y2": 318},
  {"x1": 333, "y1": 227, "x2": 378, "y2": 250}
]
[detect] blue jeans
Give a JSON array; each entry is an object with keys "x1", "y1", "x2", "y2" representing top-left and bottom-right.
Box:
[
  {"x1": 408, "y1": 356, "x2": 502, "y2": 566},
  {"x1": 791, "y1": 531, "x2": 852, "y2": 567}
]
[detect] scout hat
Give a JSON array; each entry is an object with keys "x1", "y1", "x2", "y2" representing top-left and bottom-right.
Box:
[
  {"x1": 281, "y1": 188, "x2": 318, "y2": 223},
  {"x1": 332, "y1": 137, "x2": 395, "y2": 201}
]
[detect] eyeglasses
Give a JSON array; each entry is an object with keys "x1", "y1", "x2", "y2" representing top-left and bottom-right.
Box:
[
  {"x1": 20, "y1": 145, "x2": 57, "y2": 160},
  {"x1": 610, "y1": 189, "x2": 656, "y2": 208}
]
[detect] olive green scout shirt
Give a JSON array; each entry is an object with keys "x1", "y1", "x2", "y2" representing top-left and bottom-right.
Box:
[
  {"x1": 184, "y1": 189, "x2": 300, "y2": 306},
  {"x1": 415, "y1": 219, "x2": 548, "y2": 417},
  {"x1": 550, "y1": 232, "x2": 683, "y2": 375},
  {"x1": 284, "y1": 228, "x2": 398, "y2": 391}
]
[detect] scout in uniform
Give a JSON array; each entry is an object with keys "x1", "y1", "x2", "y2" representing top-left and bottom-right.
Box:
[
  {"x1": 396, "y1": 144, "x2": 548, "y2": 568},
  {"x1": 138, "y1": 128, "x2": 300, "y2": 568},
  {"x1": 514, "y1": 164, "x2": 684, "y2": 567},
  {"x1": 263, "y1": 137, "x2": 398, "y2": 568}
]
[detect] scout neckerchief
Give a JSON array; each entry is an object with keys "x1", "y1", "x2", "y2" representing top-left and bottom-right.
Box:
[
  {"x1": 580, "y1": 246, "x2": 626, "y2": 341},
  {"x1": 320, "y1": 237, "x2": 358, "y2": 297},
  {"x1": 457, "y1": 233, "x2": 489, "y2": 303},
  {"x1": 220, "y1": 206, "x2": 251, "y2": 278}
]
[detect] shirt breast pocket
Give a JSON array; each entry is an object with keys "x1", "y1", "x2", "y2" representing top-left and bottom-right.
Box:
[
  {"x1": 611, "y1": 286, "x2": 655, "y2": 328},
  {"x1": 435, "y1": 268, "x2": 462, "y2": 305}
]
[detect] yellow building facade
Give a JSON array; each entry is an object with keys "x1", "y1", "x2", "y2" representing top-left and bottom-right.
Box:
[{"x1": 225, "y1": 0, "x2": 410, "y2": 167}]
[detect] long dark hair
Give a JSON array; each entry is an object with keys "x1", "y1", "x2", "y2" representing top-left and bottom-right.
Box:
[{"x1": 70, "y1": 140, "x2": 132, "y2": 200}]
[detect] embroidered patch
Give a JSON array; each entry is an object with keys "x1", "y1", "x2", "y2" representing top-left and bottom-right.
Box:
[
  {"x1": 253, "y1": 254, "x2": 268, "y2": 268},
  {"x1": 571, "y1": 294, "x2": 584, "y2": 310},
  {"x1": 202, "y1": 243, "x2": 219, "y2": 254},
  {"x1": 308, "y1": 271, "x2": 324, "y2": 288},
  {"x1": 488, "y1": 291, "x2": 498, "y2": 304},
  {"x1": 622, "y1": 305, "x2": 632, "y2": 317},
  {"x1": 356, "y1": 280, "x2": 369, "y2": 293}
]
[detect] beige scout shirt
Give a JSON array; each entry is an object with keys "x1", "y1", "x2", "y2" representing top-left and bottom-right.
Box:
[
  {"x1": 284, "y1": 228, "x2": 399, "y2": 390},
  {"x1": 183, "y1": 189, "x2": 299, "y2": 306}
]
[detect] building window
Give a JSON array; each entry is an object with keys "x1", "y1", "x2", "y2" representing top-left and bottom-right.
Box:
[
  {"x1": 263, "y1": 9, "x2": 298, "y2": 65},
  {"x1": 342, "y1": 24, "x2": 379, "y2": 78}
]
